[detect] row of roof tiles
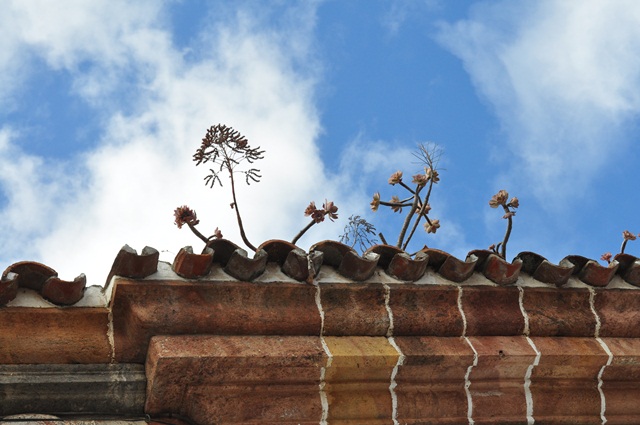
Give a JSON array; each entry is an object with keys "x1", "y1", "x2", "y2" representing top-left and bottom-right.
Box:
[{"x1": 1, "y1": 239, "x2": 638, "y2": 307}]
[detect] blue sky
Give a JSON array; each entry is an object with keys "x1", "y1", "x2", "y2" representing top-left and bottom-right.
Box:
[{"x1": 2, "y1": 0, "x2": 640, "y2": 285}]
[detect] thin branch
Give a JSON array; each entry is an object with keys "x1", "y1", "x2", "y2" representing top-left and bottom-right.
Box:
[
  {"x1": 500, "y1": 205, "x2": 513, "y2": 259},
  {"x1": 187, "y1": 223, "x2": 210, "y2": 245},
  {"x1": 228, "y1": 159, "x2": 257, "y2": 252},
  {"x1": 292, "y1": 220, "x2": 316, "y2": 245}
]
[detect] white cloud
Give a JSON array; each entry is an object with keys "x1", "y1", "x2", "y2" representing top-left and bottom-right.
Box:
[
  {"x1": 0, "y1": 1, "x2": 348, "y2": 285},
  {"x1": 437, "y1": 0, "x2": 640, "y2": 204}
]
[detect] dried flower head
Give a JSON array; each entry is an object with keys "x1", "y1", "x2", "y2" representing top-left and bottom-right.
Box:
[
  {"x1": 426, "y1": 168, "x2": 440, "y2": 183},
  {"x1": 412, "y1": 173, "x2": 429, "y2": 187},
  {"x1": 304, "y1": 201, "x2": 317, "y2": 217},
  {"x1": 489, "y1": 190, "x2": 509, "y2": 208},
  {"x1": 388, "y1": 171, "x2": 403, "y2": 185},
  {"x1": 503, "y1": 211, "x2": 515, "y2": 219},
  {"x1": 601, "y1": 252, "x2": 613, "y2": 264},
  {"x1": 424, "y1": 218, "x2": 440, "y2": 234},
  {"x1": 418, "y1": 203, "x2": 432, "y2": 216},
  {"x1": 623, "y1": 230, "x2": 637, "y2": 241},
  {"x1": 508, "y1": 197, "x2": 519, "y2": 208},
  {"x1": 370, "y1": 192, "x2": 381, "y2": 211},
  {"x1": 213, "y1": 227, "x2": 223, "y2": 239},
  {"x1": 174, "y1": 205, "x2": 199, "y2": 229},
  {"x1": 323, "y1": 200, "x2": 339, "y2": 221},
  {"x1": 390, "y1": 195, "x2": 403, "y2": 213}
]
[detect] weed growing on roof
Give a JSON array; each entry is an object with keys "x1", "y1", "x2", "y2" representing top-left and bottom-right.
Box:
[
  {"x1": 601, "y1": 230, "x2": 639, "y2": 264},
  {"x1": 488, "y1": 189, "x2": 519, "y2": 259},
  {"x1": 367, "y1": 143, "x2": 442, "y2": 251},
  {"x1": 175, "y1": 124, "x2": 338, "y2": 251},
  {"x1": 339, "y1": 215, "x2": 378, "y2": 253}
]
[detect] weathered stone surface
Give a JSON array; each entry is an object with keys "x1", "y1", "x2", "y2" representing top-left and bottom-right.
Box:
[
  {"x1": 323, "y1": 336, "x2": 398, "y2": 424},
  {"x1": 321, "y1": 282, "x2": 389, "y2": 336},
  {"x1": 394, "y1": 336, "x2": 474, "y2": 424},
  {"x1": 0, "y1": 364, "x2": 145, "y2": 415},
  {"x1": 0, "y1": 307, "x2": 111, "y2": 364},
  {"x1": 145, "y1": 335, "x2": 325, "y2": 424},
  {"x1": 530, "y1": 337, "x2": 609, "y2": 424},
  {"x1": 390, "y1": 285, "x2": 464, "y2": 336},
  {"x1": 462, "y1": 286, "x2": 524, "y2": 336},
  {"x1": 524, "y1": 288, "x2": 596, "y2": 336},
  {"x1": 595, "y1": 289, "x2": 640, "y2": 337},
  {"x1": 111, "y1": 277, "x2": 320, "y2": 363},
  {"x1": 600, "y1": 338, "x2": 640, "y2": 424},
  {"x1": 467, "y1": 336, "x2": 536, "y2": 424}
]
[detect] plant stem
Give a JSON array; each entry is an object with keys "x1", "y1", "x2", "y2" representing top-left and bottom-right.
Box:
[
  {"x1": 402, "y1": 179, "x2": 435, "y2": 251},
  {"x1": 500, "y1": 205, "x2": 512, "y2": 260},
  {"x1": 621, "y1": 240, "x2": 628, "y2": 254},
  {"x1": 187, "y1": 223, "x2": 210, "y2": 245},
  {"x1": 379, "y1": 232, "x2": 388, "y2": 245},
  {"x1": 396, "y1": 185, "x2": 422, "y2": 248},
  {"x1": 228, "y1": 159, "x2": 257, "y2": 252},
  {"x1": 292, "y1": 220, "x2": 315, "y2": 245}
]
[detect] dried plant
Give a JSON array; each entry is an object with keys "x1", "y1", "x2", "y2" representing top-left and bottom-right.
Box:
[
  {"x1": 291, "y1": 200, "x2": 339, "y2": 245},
  {"x1": 370, "y1": 143, "x2": 442, "y2": 251},
  {"x1": 601, "y1": 230, "x2": 640, "y2": 264},
  {"x1": 339, "y1": 215, "x2": 378, "y2": 253},
  {"x1": 173, "y1": 205, "x2": 223, "y2": 245},
  {"x1": 175, "y1": 124, "x2": 339, "y2": 251},
  {"x1": 488, "y1": 189, "x2": 519, "y2": 259}
]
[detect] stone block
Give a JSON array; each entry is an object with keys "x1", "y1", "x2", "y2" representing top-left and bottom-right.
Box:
[{"x1": 390, "y1": 285, "x2": 464, "y2": 336}]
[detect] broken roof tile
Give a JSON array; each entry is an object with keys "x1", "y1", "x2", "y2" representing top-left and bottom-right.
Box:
[
  {"x1": 41, "y1": 274, "x2": 87, "y2": 306},
  {"x1": 565, "y1": 255, "x2": 619, "y2": 287},
  {"x1": 311, "y1": 240, "x2": 380, "y2": 281},
  {"x1": 107, "y1": 245, "x2": 159, "y2": 283},
  {"x1": 613, "y1": 253, "x2": 640, "y2": 287},
  {"x1": 516, "y1": 251, "x2": 575, "y2": 287},
  {"x1": 468, "y1": 249, "x2": 522, "y2": 286},
  {"x1": 367, "y1": 245, "x2": 429, "y2": 281},
  {"x1": 428, "y1": 248, "x2": 477, "y2": 283},
  {"x1": 172, "y1": 246, "x2": 214, "y2": 279},
  {"x1": 0, "y1": 272, "x2": 18, "y2": 306}
]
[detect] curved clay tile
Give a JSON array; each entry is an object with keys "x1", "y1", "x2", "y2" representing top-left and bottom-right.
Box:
[
  {"x1": 366, "y1": 245, "x2": 430, "y2": 281},
  {"x1": 0, "y1": 271, "x2": 18, "y2": 305},
  {"x1": 425, "y1": 248, "x2": 476, "y2": 283},
  {"x1": 366, "y1": 245, "x2": 404, "y2": 269},
  {"x1": 41, "y1": 274, "x2": 87, "y2": 306},
  {"x1": 515, "y1": 251, "x2": 575, "y2": 287},
  {"x1": 311, "y1": 240, "x2": 380, "y2": 281},
  {"x1": 205, "y1": 238, "x2": 241, "y2": 266},
  {"x1": 564, "y1": 255, "x2": 619, "y2": 287},
  {"x1": 614, "y1": 253, "x2": 640, "y2": 287},
  {"x1": 258, "y1": 240, "x2": 299, "y2": 265},
  {"x1": 225, "y1": 248, "x2": 268, "y2": 282},
  {"x1": 284, "y1": 249, "x2": 323, "y2": 283},
  {"x1": 172, "y1": 246, "x2": 214, "y2": 279},
  {"x1": 310, "y1": 240, "x2": 354, "y2": 267},
  {"x1": 256, "y1": 240, "x2": 323, "y2": 282},
  {"x1": 468, "y1": 250, "x2": 522, "y2": 286},
  {"x1": 107, "y1": 245, "x2": 159, "y2": 281},
  {"x1": 4, "y1": 261, "x2": 57, "y2": 291}
]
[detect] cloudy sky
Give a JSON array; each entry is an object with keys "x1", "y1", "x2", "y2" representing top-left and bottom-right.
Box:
[{"x1": 2, "y1": 0, "x2": 640, "y2": 285}]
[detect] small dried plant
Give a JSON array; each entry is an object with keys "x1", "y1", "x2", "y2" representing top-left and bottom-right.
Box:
[
  {"x1": 175, "y1": 124, "x2": 338, "y2": 250},
  {"x1": 601, "y1": 230, "x2": 639, "y2": 264},
  {"x1": 488, "y1": 189, "x2": 519, "y2": 259},
  {"x1": 370, "y1": 144, "x2": 442, "y2": 251},
  {"x1": 339, "y1": 214, "x2": 378, "y2": 253},
  {"x1": 291, "y1": 200, "x2": 339, "y2": 245}
]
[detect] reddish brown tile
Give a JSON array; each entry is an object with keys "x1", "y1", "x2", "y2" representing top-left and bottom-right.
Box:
[
  {"x1": 462, "y1": 286, "x2": 524, "y2": 336},
  {"x1": 145, "y1": 335, "x2": 325, "y2": 424},
  {"x1": 112, "y1": 278, "x2": 320, "y2": 363},
  {"x1": 467, "y1": 336, "x2": 536, "y2": 424},
  {"x1": 394, "y1": 337, "x2": 474, "y2": 424},
  {"x1": 0, "y1": 307, "x2": 111, "y2": 364},
  {"x1": 594, "y1": 289, "x2": 640, "y2": 337},
  {"x1": 524, "y1": 287, "x2": 596, "y2": 337},
  {"x1": 321, "y1": 282, "x2": 389, "y2": 336},
  {"x1": 390, "y1": 285, "x2": 464, "y2": 336}
]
